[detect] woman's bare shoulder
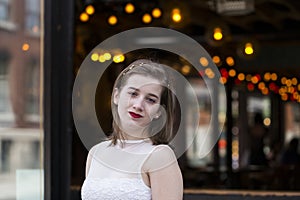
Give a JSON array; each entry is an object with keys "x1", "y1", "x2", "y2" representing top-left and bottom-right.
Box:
[{"x1": 144, "y1": 144, "x2": 178, "y2": 172}]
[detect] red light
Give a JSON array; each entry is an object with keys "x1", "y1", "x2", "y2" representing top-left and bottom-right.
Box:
[
  {"x1": 218, "y1": 139, "x2": 227, "y2": 149},
  {"x1": 220, "y1": 68, "x2": 228, "y2": 78},
  {"x1": 247, "y1": 83, "x2": 255, "y2": 91},
  {"x1": 234, "y1": 78, "x2": 241, "y2": 85}
]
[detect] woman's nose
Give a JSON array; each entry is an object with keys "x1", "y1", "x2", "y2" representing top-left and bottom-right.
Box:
[{"x1": 132, "y1": 97, "x2": 144, "y2": 111}]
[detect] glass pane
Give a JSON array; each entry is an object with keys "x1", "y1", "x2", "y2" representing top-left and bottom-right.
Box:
[
  {"x1": 0, "y1": 1, "x2": 9, "y2": 21},
  {"x1": 186, "y1": 78, "x2": 213, "y2": 167},
  {"x1": 25, "y1": 0, "x2": 40, "y2": 32},
  {"x1": 0, "y1": 0, "x2": 43, "y2": 199},
  {"x1": 284, "y1": 102, "x2": 300, "y2": 144}
]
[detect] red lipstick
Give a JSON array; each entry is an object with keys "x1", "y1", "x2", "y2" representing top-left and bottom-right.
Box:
[{"x1": 129, "y1": 112, "x2": 142, "y2": 118}]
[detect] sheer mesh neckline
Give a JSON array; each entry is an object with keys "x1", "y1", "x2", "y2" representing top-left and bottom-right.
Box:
[{"x1": 117, "y1": 138, "x2": 151, "y2": 144}]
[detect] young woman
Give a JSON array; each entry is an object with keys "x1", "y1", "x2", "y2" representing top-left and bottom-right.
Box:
[{"x1": 81, "y1": 59, "x2": 183, "y2": 200}]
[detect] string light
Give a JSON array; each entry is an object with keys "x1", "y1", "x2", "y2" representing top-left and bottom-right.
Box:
[
  {"x1": 181, "y1": 65, "x2": 191, "y2": 75},
  {"x1": 22, "y1": 43, "x2": 30, "y2": 51},
  {"x1": 244, "y1": 42, "x2": 254, "y2": 55},
  {"x1": 91, "y1": 53, "x2": 99, "y2": 61},
  {"x1": 292, "y1": 78, "x2": 298, "y2": 85},
  {"x1": 271, "y1": 73, "x2": 278, "y2": 81},
  {"x1": 264, "y1": 72, "x2": 271, "y2": 81},
  {"x1": 125, "y1": 3, "x2": 135, "y2": 14},
  {"x1": 152, "y1": 8, "x2": 162, "y2": 18},
  {"x1": 238, "y1": 73, "x2": 245, "y2": 81},
  {"x1": 199, "y1": 57, "x2": 209, "y2": 67},
  {"x1": 213, "y1": 27, "x2": 223, "y2": 41},
  {"x1": 205, "y1": 68, "x2": 215, "y2": 78},
  {"x1": 142, "y1": 13, "x2": 152, "y2": 24},
  {"x1": 80, "y1": 12, "x2": 89, "y2": 22},
  {"x1": 108, "y1": 15, "x2": 118, "y2": 25},
  {"x1": 113, "y1": 54, "x2": 125, "y2": 63},
  {"x1": 103, "y1": 52, "x2": 111, "y2": 60},
  {"x1": 220, "y1": 77, "x2": 227, "y2": 84},
  {"x1": 258, "y1": 82, "x2": 265, "y2": 90},
  {"x1": 226, "y1": 56, "x2": 234, "y2": 66},
  {"x1": 172, "y1": 8, "x2": 182, "y2": 23},
  {"x1": 99, "y1": 55, "x2": 106, "y2": 63},
  {"x1": 85, "y1": 5, "x2": 95, "y2": 15},
  {"x1": 228, "y1": 69, "x2": 236, "y2": 77},
  {"x1": 212, "y1": 56, "x2": 221, "y2": 65}
]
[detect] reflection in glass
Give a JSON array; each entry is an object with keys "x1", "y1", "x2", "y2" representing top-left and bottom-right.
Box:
[{"x1": 0, "y1": 0, "x2": 43, "y2": 199}]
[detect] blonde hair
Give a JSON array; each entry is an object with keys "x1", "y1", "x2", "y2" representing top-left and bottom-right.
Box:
[{"x1": 110, "y1": 59, "x2": 178, "y2": 145}]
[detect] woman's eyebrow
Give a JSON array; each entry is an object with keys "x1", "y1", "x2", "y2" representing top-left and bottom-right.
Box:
[
  {"x1": 128, "y1": 87, "x2": 138, "y2": 91},
  {"x1": 128, "y1": 87, "x2": 159, "y2": 99}
]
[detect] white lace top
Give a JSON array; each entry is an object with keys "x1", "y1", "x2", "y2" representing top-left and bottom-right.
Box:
[{"x1": 81, "y1": 139, "x2": 176, "y2": 200}]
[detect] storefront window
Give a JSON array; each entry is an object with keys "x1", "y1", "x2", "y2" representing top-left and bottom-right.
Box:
[
  {"x1": 284, "y1": 102, "x2": 300, "y2": 144},
  {"x1": 0, "y1": 0, "x2": 9, "y2": 21},
  {"x1": 0, "y1": 0, "x2": 43, "y2": 199},
  {"x1": 25, "y1": 0, "x2": 40, "y2": 34}
]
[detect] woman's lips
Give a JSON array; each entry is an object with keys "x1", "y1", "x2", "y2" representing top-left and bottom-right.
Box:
[{"x1": 129, "y1": 112, "x2": 142, "y2": 118}]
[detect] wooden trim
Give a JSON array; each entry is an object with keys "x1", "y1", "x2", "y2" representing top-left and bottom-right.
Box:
[{"x1": 184, "y1": 189, "x2": 300, "y2": 197}]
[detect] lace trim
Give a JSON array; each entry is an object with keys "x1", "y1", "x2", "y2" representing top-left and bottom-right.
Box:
[{"x1": 81, "y1": 178, "x2": 151, "y2": 200}]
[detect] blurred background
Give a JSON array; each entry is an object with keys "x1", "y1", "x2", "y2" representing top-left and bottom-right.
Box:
[{"x1": 0, "y1": 0, "x2": 300, "y2": 199}]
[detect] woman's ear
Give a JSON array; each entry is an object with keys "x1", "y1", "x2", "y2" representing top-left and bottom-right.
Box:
[
  {"x1": 113, "y1": 88, "x2": 119, "y2": 105},
  {"x1": 154, "y1": 108, "x2": 162, "y2": 119}
]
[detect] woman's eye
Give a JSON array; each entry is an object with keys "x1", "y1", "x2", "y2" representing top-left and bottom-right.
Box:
[
  {"x1": 146, "y1": 97, "x2": 157, "y2": 104},
  {"x1": 128, "y1": 91, "x2": 138, "y2": 97}
]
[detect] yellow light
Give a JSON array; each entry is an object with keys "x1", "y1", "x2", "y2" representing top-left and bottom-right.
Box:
[
  {"x1": 228, "y1": 69, "x2": 236, "y2": 77},
  {"x1": 238, "y1": 73, "x2": 245, "y2": 81},
  {"x1": 262, "y1": 87, "x2": 269, "y2": 95},
  {"x1": 286, "y1": 79, "x2": 292, "y2": 87},
  {"x1": 22, "y1": 43, "x2": 30, "y2": 51},
  {"x1": 80, "y1": 12, "x2": 89, "y2": 22},
  {"x1": 287, "y1": 86, "x2": 294, "y2": 93},
  {"x1": 264, "y1": 118, "x2": 271, "y2": 126},
  {"x1": 113, "y1": 54, "x2": 125, "y2": 63},
  {"x1": 232, "y1": 140, "x2": 239, "y2": 147},
  {"x1": 258, "y1": 82, "x2": 265, "y2": 90},
  {"x1": 298, "y1": 84, "x2": 300, "y2": 91},
  {"x1": 292, "y1": 77, "x2": 298, "y2": 85},
  {"x1": 152, "y1": 8, "x2": 162, "y2": 18},
  {"x1": 226, "y1": 56, "x2": 234, "y2": 66},
  {"x1": 271, "y1": 73, "x2": 277, "y2": 81},
  {"x1": 181, "y1": 65, "x2": 191, "y2": 75},
  {"x1": 293, "y1": 92, "x2": 299, "y2": 100},
  {"x1": 108, "y1": 15, "x2": 117, "y2": 25},
  {"x1": 281, "y1": 93, "x2": 288, "y2": 101},
  {"x1": 205, "y1": 68, "x2": 215, "y2": 78},
  {"x1": 264, "y1": 72, "x2": 271, "y2": 81},
  {"x1": 251, "y1": 76, "x2": 259, "y2": 84},
  {"x1": 281, "y1": 77, "x2": 287, "y2": 85},
  {"x1": 85, "y1": 5, "x2": 95, "y2": 15},
  {"x1": 172, "y1": 8, "x2": 181, "y2": 23},
  {"x1": 213, "y1": 27, "x2": 223, "y2": 41},
  {"x1": 99, "y1": 55, "x2": 106, "y2": 63},
  {"x1": 142, "y1": 13, "x2": 152, "y2": 24},
  {"x1": 246, "y1": 74, "x2": 252, "y2": 81},
  {"x1": 244, "y1": 43, "x2": 254, "y2": 55},
  {"x1": 220, "y1": 77, "x2": 227, "y2": 84},
  {"x1": 125, "y1": 3, "x2": 135, "y2": 14},
  {"x1": 199, "y1": 57, "x2": 209, "y2": 67},
  {"x1": 279, "y1": 87, "x2": 287, "y2": 95},
  {"x1": 91, "y1": 53, "x2": 99, "y2": 61},
  {"x1": 212, "y1": 56, "x2": 221, "y2": 64},
  {"x1": 103, "y1": 52, "x2": 111, "y2": 60}
]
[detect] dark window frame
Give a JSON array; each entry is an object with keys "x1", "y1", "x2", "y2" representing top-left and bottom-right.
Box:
[{"x1": 44, "y1": 0, "x2": 74, "y2": 199}]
